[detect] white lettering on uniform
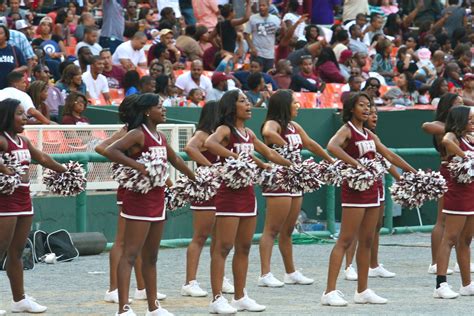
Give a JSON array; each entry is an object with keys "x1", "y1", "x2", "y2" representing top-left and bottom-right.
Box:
[
  {"x1": 234, "y1": 143, "x2": 254, "y2": 154},
  {"x1": 355, "y1": 140, "x2": 376, "y2": 157},
  {"x1": 11, "y1": 149, "x2": 31, "y2": 164},
  {"x1": 149, "y1": 146, "x2": 167, "y2": 159},
  {"x1": 286, "y1": 134, "x2": 302, "y2": 147}
]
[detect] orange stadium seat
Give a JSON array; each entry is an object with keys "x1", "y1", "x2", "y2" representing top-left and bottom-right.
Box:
[
  {"x1": 293, "y1": 92, "x2": 317, "y2": 109},
  {"x1": 108, "y1": 88, "x2": 125, "y2": 104}
]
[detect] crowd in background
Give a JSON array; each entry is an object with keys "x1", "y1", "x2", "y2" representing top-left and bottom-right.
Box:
[{"x1": 0, "y1": 0, "x2": 473, "y2": 125}]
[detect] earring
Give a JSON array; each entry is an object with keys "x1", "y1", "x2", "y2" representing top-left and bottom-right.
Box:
[{"x1": 146, "y1": 113, "x2": 150, "y2": 117}]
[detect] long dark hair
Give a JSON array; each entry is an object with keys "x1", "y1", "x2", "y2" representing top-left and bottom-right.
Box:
[
  {"x1": 217, "y1": 89, "x2": 241, "y2": 134},
  {"x1": 63, "y1": 92, "x2": 87, "y2": 116},
  {"x1": 445, "y1": 106, "x2": 471, "y2": 138},
  {"x1": 196, "y1": 101, "x2": 219, "y2": 134},
  {"x1": 429, "y1": 78, "x2": 447, "y2": 100},
  {"x1": 384, "y1": 13, "x2": 400, "y2": 36},
  {"x1": 129, "y1": 93, "x2": 161, "y2": 130},
  {"x1": 0, "y1": 99, "x2": 21, "y2": 132},
  {"x1": 342, "y1": 92, "x2": 373, "y2": 123},
  {"x1": 435, "y1": 93, "x2": 460, "y2": 123},
  {"x1": 118, "y1": 94, "x2": 140, "y2": 127},
  {"x1": 316, "y1": 47, "x2": 340, "y2": 69},
  {"x1": 263, "y1": 89, "x2": 293, "y2": 134},
  {"x1": 123, "y1": 70, "x2": 140, "y2": 91}
]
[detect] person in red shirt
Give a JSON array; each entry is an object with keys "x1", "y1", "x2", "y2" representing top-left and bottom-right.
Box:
[
  {"x1": 100, "y1": 49, "x2": 125, "y2": 89},
  {"x1": 290, "y1": 55, "x2": 324, "y2": 92},
  {"x1": 61, "y1": 92, "x2": 90, "y2": 125},
  {"x1": 315, "y1": 47, "x2": 346, "y2": 83}
]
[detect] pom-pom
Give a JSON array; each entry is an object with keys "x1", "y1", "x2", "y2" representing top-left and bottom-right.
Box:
[
  {"x1": 255, "y1": 165, "x2": 280, "y2": 192},
  {"x1": 112, "y1": 152, "x2": 168, "y2": 194},
  {"x1": 42, "y1": 161, "x2": 86, "y2": 196},
  {"x1": 389, "y1": 169, "x2": 448, "y2": 209},
  {"x1": 221, "y1": 152, "x2": 258, "y2": 189},
  {"x1": 447, "y1": 152, "x2": 474, "y2": 184},
  {"x1": 313, "y1": 160, "x2": 345, "y2": 187},
  {"x1": 0, "y1": 153, "x2": 24, "y2": 195},
  {"x1": 340, "y1": 158, "x2": 387, "y2": 191},
  {"x1": 375, "y1": 153, "x2": 392, "y2": 171},
  {"x1": 164, "y1": 187, "x2": 187, "y2": 212},
  {"x1": 272, "y1": 144, "x2": 302, "y2": 163},
  {"x1": 274, "y1": 158, "x2": 324, "y2": 194}
]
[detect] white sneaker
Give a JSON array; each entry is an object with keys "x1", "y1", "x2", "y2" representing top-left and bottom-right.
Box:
[
  {"x1": 133, "y1": 289, "x2": 167, "y2": 301},
  {"x1": 258, "y1": 272, "x2": 284, "y2": 287},
  {"x1": 209, "y1": 295, "x2": 237, "y2": 314},
  {"x1": 116, "y1": 305, "x2": 136, "y2": 316},
  {"x1": 428, "y1": 264, "x2": 453, "y2": 275},
  {"x1": 433, "y1": 282, "x2": 459, "y2": 299},
  {"x1": 181, "y1": 280, "x2": 208, "y2": 297},
  {"x1": 454, "y1": 262, "x2": 474, "y2": 273},
  {"x1": 459, "y1": 282, "x2": 474, "y2": 296},
  {"x1": 283, "y1": 270, "x2": 314, "y2": 285},
  {"x1": 354, "y1": 289, "x2": 388, "y2": 304},
  {"x1": 320, "y1": 290, "x2": 348, "y2": 306},
  {"x1": 344, "y1": 265, "x2": 358, "y2": 281},
  {"x1": 11, "y1": 295, "x2": 47, "y2": 313},
  {"x1": 146, "y1": 307, "x2": 174, "y2": 316},
  {"x1": 0, "y1": 309, "x2": 5, "y2": 316},
  {"x1": 369, "y1": 264, "x2": 396, "y2": 278},
  {"x1": 231, "y1": 290, "x2": 266, "y2": 312},
  {"x1": 222, "y1": 277, "x2": 235, "y2": 294}
]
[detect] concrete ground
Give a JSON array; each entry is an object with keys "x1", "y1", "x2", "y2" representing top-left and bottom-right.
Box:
[{"x1": 0, "y1": 233, "x2": 472, "y2": 315}]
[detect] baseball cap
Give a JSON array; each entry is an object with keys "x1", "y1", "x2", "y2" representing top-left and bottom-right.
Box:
[
  {"x1": 464, "y1": 73, "x2": 474, "y2": 81},
  {"x1": 211, "y1": 72, "x2": 232, "y2": 86},
  {"x1": 39, "y1": 17, "x2": 53, "y2": 25},
  {"x1": 339, "y1": 49, "x2": 353, "y2": 64},
  {"x1": 15, "y1": 19, "x2": 30, "y2": 30},
  {"x1": 159, "y1": 28, "x2": 173, "y2": 36}
]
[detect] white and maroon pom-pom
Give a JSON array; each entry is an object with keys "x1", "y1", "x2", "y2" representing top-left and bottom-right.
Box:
[
  {"x1": 112, "y1": 152, "x2": 168, "y2": 194},
  {"x1": 341, "y1": 164, "x2": 377, "y2": 191},
  {"x1": 275, "y1": 158, "x2": 324, "y2": 194},
  {"x1": 313, "y1": 160, "x2": 345, "y2": 187},
  {"x1": 42, "y1": 161, "x2": 86, "y2": 196},
  {"x1": 169, "y1": 166, "x2": 222, "y2": 205},
  {"x1": 165, "y1": 187, "x2": 188, "y2": 212},
  {"x1": 0, "y1": 153, "x2": 24, "y2": 195},
  {"x1": 389, "y1": 169, "x2": 447, "y2": 209},
  {"x1": 448, "y1": 152, "x2": 474, "y2": 184},
  {"x1": 255, "y1": 165, "x2": 280, "y2": 191},
  {"x1": 221, "y1": 152, "x2": 258, "y2": 189},
  {"x1": 375, "y1": 153, "x2": 392, "y2": 171},
  {"x1": 273, "y1": 144, "x2": 302, "y2": 163}
]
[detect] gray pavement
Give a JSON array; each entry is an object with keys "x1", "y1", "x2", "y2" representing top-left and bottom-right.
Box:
[{"x1": 0, "y1": 233, "x2": 472, "y2": 315}]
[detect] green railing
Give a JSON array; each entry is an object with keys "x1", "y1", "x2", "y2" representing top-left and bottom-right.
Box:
[{"x1": 45, "y1": 148, "x2": 438, "y2": 242}]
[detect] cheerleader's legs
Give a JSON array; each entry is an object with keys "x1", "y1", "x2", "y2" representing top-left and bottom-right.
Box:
[
  {"x1": 370, "y1": 203, "x2": 385, "y2": 269},
  {"x1": 431, "y1": 198, "x2": 446, "y2": 265},
  {"x1": 278, "y1": 197, "x2": 303, "y2": 274},
  {"x1": 455, "y1": 216, "x2": 473, "y2": 286},
  {"x1": 345, "y1": 239, "x2": 357, "y2": 269},
  {"x1": 259, "y1": 197, "x2": 292, "y2": 275},
  {"x1": 325, "y1": 207, "x2": 379, "y2": 293},
  {"x1": 185, "y1": 211, "x2": 215, "y2": 284},
  {"x1": 0, "y1": 215, "x2": 32, "y2": 301}
]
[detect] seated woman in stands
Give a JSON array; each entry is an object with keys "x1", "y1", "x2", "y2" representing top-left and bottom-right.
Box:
[
  {"x1": 61, "y1": 92, "x2": 90, "y2": 125},
  {"x1": 383, "y1": 72, "x2": 419, "y2": 107},
  {"x1": 315, "y1": 48, "x2": 346, "y2": 84},
  {"x1": 56, "y1": 64, "x2": 89, "y2": 99}
]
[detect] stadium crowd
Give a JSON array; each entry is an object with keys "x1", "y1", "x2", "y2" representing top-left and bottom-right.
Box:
[{"x1": 0, "y1": 0, "x2": 473, "y2": 124}]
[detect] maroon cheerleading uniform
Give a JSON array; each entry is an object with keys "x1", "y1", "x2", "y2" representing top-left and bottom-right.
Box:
[
  {"x1": 0, "y1": 132, "x2": 33, "y2": 217},
  {"x1": 190, "y1": 150, "x2": 219, "y2": 211},
  {"x1": 116, "y1": 186, "x2": 125, "y2": 206},
  {"x1": 442, "y1": 137, "x2": 474, "y2": 216},
  {"x1": 341, "y1": 121, "x2": 380, "y2": 208},
  {"x1": 215, "y1": 128, "x2": 257, "y2": 217},
  {"x1": 262, "y1": 122, "x2": 303, "y2": 198},
  {"x1": 121, "y1": 124, "x2": 168, "y2": 222}
]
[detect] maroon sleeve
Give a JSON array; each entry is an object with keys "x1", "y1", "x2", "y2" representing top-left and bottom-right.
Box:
[
  {"x1": 319, "y1": 62, "x2": 346, "y2": 83},
  {"x1": 61, "y1": 115, "x2": 76, "y2": 125}
]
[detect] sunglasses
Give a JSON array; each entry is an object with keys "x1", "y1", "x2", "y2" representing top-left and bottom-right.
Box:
[{"x1": 368, "y1": 84, "x2": 380, "y2": 88}]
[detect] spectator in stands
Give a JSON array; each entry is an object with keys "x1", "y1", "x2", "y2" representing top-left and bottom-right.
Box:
[
  {"x1": 139, "y1": 76, "x2": 156, "y2": 94},
  {"x1": 453, "y1": 44, "x2": 472, "y2": 75},
  {"x1": 352, "y1": 51, "x2": 369, "y2": 79},
  {"x1": 5, "y1": 27, "x2": 35, "y2": 67},
  {"x1": 74, "y1": 12, "x2": 96, "y2": 43},
  {"x1": 155, "y1": 74, "x2": 172, "y2": 103},
  {"x1": 61, "y1": 91, "x2": 90, "y2": 125},
  {"x1": 0, "y1": 25, "x2": 27, "y2": 89},
  {"x1": 348, "y1": 24, "x2": 368, "y2": 54},
  {"x1": 290, "y1": 55, "x2": 324, "y2": 92},
  {"x1": 187, "y1": 88, "x2": 204, "y2": 107},
  {"x1": 32, "y1": 65, "x2": 64, "y2": 122},
  {"x1": 363, "y1": 13, "x2": 384, "y2": 46},
  {"x1": 124, "y1": 70, "x2": 140, "y2": 96},
  {"x1": 429, "y1": 77, "x2": 448, "y2": 106},
  {"x1": 234, "y1": 59, "x2": 278, "y2": 91},
  {"x1": 76, "y1": 26, "x2": 103, "y2": 56},
  {"x1": 56, "y1": 64, "x2": 89, "y2": 98},
  {"x1": 333, "y1": 30, "x2": 350, "y2": 60},
  {"x1": 341, "y1": 75, "x2": 364, "y2": 103},
  {"x1": 431, "y1": 50, "x2": 446, "y2": 77},
  {"x1": 99, "y1": 0, "x2": 125, "y2": 54},
  {"x1": 148, "y1": 43, "x2": 173, "y2": 77},
  {"x1": 112, "y1": 32, "x2": 147, "y2": 71},
  {"x1": 338, "y1": 49, "x2": 354, "y2": 80},
  {"x1": 304, "y1": 24, "x2": 321, "y2": 44},
  {"x1": 0, "y1": 71, "x2": 52, "y2": 124},
  {"x1": 396, "y1": 46, "x2": 418, "y2": 75},
  {"x1": 75, "y1": 46, "x2": 93, "y2": 73},
  {"x1": 310, "y1": 0, "x2": 340, "y2": 25},
  {"x1": 343, "y1": 1, "x2": 369, "y2": 22},
  {"x1": 192, "y1": 0, "x2": 219, "y2": 32},
  {"x1": 362, "y1": 76, "x2": 383, "y2": 105},
  {"x1": 5, "y1": 0, "x2": 26, "y2": 19},
  {"x1": 138, "y1": 7, "x2": 159, "y2": 40},
  {"x1": 124, "y1": 1, "x2": 139, "y2": 38},
  {"x1": 180, "y1": 0, "x2": 196, "y2": 25},
  {"x1": 176, "y1": 25, "x2": 202, "y2": 61},
  {"x1": 383, "y1": 71, "x2": 418, "y2": 106},
  {"x1": 194, "y1": 25, "x2": 212, "y2": 54},
  {"x1": 246, "y1": 72, "x2": 270, "y2": 108},
  {"x1": 15, "y1": 19, "x2": 32, "y2": 41},
  {"x1": 175, "y1": 60, "x2": 212, "y2": 96},
  {"x1": 214, "y1": 1, "x2": 251, "y2": 55},
  {"x1": 159, "y1": 7, "x2": 181, "y2": 37},
  {"x1": 371, "y1": 38, "x2": 395, "y2": 85},
  {"x1": 100, "y1": 48, "x2": 125, "y2": 89},
  {"x1": 149, "y1": 60, "x2": 164, "y2": 79},
  {"x1": 287, "y1": 39, "x2": 324, "y2": 75},
  {"x1": 315, "y1": 47, "x2": 346, "y2": 83},
  {"x1": 445, "y1": 62, "x2": 463, "y2": 91},
  {"x1": 245, "y1": 0, "x2": 281, "y2": 72},
  {"x1": 27, "y1": 80, "x2": 50, "y2": 123},
  {"x1": 442, "y1": 0, "x2": 467, "y2": 37},
  {"x1": 206, "y1": 72, "x2": 231, "y2": 102},
  {"x1": 401, "y1": 0, "x2": 443, "y2": 27},
  {"x1": 461, "y1": 73, "x2": 474, "y2": 106},
  {"x1": 82, "y1": 56, "x2": 111, "y2": 104},
  {"x1": 272, "y1": 59, "x2": 293, "y2": 89},
  {"x1": 54, "y1": 7, "x2": 76, "y2": 47},
  {"x1": 148, "y1": 28, "x2": 181, "y2": 66},
  {"x1": 282, "y1": 0, "x2": 307, "y2": 42}
]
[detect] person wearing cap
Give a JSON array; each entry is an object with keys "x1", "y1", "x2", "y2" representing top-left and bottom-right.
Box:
[
  {"x1": 111, "y1": 31, "x2": 148, "y2": 71},
  {"x1": 338, "y1": 49, "x2": 354, "y2": 81},
  {"x1": 14, "y1": 19, "x2": 31, "y2": 39},
  {"x1": 461, "y1": 73, "x2": 474, "y2": 106},
  {"x1": 147, "y1": 28, "x2": 181, "y2": 66},
  {"x1": 175, "y1": 59, "x2": 212, "y2": 96},
  {"x1": 206, "y1": 72, "x2": 231, "y2": 102}
]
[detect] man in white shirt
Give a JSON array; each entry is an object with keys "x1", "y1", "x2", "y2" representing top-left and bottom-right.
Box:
[
  {"x1": 82, "y1": 56, "x2": 112, "y2": 104},
  {"x1": 175, "y1": 60, "x2": 212, "y2": 96},
  {"x1": 111, "y1": 32, "x2": 147, "y2": 71},
  {"x1": 75, "y1": 26, "x2": 103, "y2": 56},
  {"x1": 0, "y1": 71, "x2": 52, "y2": 124}
]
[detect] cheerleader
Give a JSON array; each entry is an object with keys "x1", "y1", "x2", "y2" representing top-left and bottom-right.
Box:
[
  {"x1": 0, "y1": 99, "x2": 67, "y2": 314},
  {"x1": 104, "y1": 93, "x2": 195, "y2": 316},
  {"x1": 343, "y1": 103, "x2": 399, "y2": 281},
  {"x1": 95, "y1": 95, "x2": 167, "y2": 304},
  {"x1": 422, "y1": 93, "x2": 467, "y2": 274},
  {"x1": 258, "y1": 89, "x2": 333, "y2": 287},
  {"x1": 321, "y1": 92, "x2": 416, "y2": 306},
  {"x1": 204, "y1": 90, "x2": 292, "y2": 314},
  {"x1": 433, "y1": 105, "x2": 474, "y2": 299},
  {"x1": 182, "y1": 101, "x2": 235, "y2": 297}
]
